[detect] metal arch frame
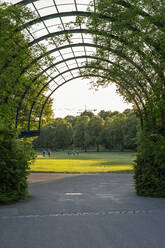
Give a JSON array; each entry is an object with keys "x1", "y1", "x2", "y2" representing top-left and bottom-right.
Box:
[
  {"x1": 14, "y1": 3, "x2": 162, "y2": 75},
  {"x1": 28, "y1": 57, "x2": 146, "y2": 130},
  {"x1": 13, "y1": 6, "x2": 159, "y2": 82},
  {"x1": 16, "y1": 29, "x2": 153, "y2": 132},
  {"x1": 14, "y1": 8, "x2": 157, "y2": 101},
  {"x1": 12, "y1": 0, "x2": 158, "y2": 134},
  {"x1": 15, "y1": 10, "x2": 161, "y2": 111},
  {"x1": 26, "y1": 28, "x2": 160, "y2": 84},
  {"x1": 16, "y1": 40, "x2": 150, "y2": 130},
  {"x1": 12, "y1": 6, "x2": 162, "y2": 107}
]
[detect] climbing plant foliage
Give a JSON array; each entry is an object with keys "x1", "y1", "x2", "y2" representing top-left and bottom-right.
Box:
[
  {"x1": 0, "y1": 3, "x2": 54, "y2": 130},
  {"x1": 0, "y1": 122, "x2": 36, "y2": 204},
  {"x1": 79, "y1": 0, "x2": 165, "y2": 196},
  {"x1": 0, "y1": 3, "x2": 54, "y2": 203}
]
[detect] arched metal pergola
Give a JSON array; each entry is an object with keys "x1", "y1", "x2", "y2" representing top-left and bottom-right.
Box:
[{"x1": 3, "y1": 0, "x2": 154, "y2": 137}]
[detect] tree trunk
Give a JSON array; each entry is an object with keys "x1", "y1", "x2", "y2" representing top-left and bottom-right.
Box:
[{"x1": 96, "y1": 144, "x2": 99, "y2": 152}]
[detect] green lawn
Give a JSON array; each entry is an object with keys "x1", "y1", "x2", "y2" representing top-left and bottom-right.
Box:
[{"x1": 30, "y1": 152, "x2": 136, "y2": 173}]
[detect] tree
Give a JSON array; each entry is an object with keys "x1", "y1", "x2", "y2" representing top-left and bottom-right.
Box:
[
  {"x1": 102, "y1": 110, "x2": 137, "y2": 150},
  {"x1": 73, "y1": 116, "x2": 90, "y2": 151},
  {"x1": 34, "y1": 119, "x2": 73, "y2": 150},
  {"x1": 98, "y1": 110, "x2": 119, "y2": 120},
  {"x1": 103, "y1": 114, "x2": 125, "y2": 151},
  {"x1": 33, "y1": 125, "x2": 54, "y2": 149},
  {"x1": 64, "y1": 115, "x2": 76, "y2": 127},
  {"x1": 51, "y1": 119, "x2": 73, "y2": 149},
  {"x1": 80, "y1": 110, "x2": 95, "y2": 119},
  {"x1": 86, "y1": 116, "x2": 104, "y2": 152},
  {"x1": 122, "y1": 111, "x2": 137, "y2": 150}
]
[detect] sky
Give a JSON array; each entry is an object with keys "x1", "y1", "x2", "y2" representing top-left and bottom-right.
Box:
[{"x1": 52, "y1": 78, "x2": 132, "y2": 118}]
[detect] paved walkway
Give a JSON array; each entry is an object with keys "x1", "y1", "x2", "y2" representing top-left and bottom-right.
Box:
[{"x1": 1, "y1": 173, "x2": 165, "y2": 248}]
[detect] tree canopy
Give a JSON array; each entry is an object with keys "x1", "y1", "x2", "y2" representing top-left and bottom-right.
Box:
[
  {"x1": 81, "y1": 0, "x2": 165, "y2": 128},
  {"x1": 33, "y1": 109, "x2": 137, "y2": 152},
  {"x1": 0, "y1": 3, "x2": 54, "y2": 131}
]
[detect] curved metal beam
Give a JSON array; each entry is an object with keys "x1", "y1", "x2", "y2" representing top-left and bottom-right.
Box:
[
  {"x1": 5, "y1": 29, "x2": 157, "y2": 110},
  {"x1": 18, "y1": 11, "x2": 91, "y2": 31},
  {"x1": 28, "y1": 29, "x2": 90, "y2": 47},
  {"x1": 15, "y1": 0, "x2": 39, "y2": 5}
]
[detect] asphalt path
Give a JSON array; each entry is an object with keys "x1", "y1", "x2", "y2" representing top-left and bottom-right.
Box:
[{"x1": 1, "y1": 173, "x2": 165, "y2": 248}]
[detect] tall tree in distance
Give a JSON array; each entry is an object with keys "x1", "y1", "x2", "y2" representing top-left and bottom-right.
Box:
[
  {"x1": 86, "y1": 116, "x2": 104, "y2": 152},
  {"x1": 73, "y1": 115, "x2": 90, "y2": 152},
  {"x1": 80, "y1": 110, "x2": 95, "y2": 119}
]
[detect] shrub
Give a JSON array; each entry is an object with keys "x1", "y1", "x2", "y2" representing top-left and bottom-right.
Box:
[
  {"x1": 134, "y1": 131, "x2": 165, "y2": 197},
  {"x1": 0, "y1": 124, "x2": 36, "y2": 204}
]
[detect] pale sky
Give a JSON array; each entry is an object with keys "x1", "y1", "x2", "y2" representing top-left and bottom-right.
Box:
[{"x1": 52, "y1": 78, "x2": 132, "y2": 118}]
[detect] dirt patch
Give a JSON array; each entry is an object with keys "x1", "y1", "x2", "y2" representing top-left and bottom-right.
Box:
[{"x1": 28, "y1": 173, "x2": 81, "y2": 183}]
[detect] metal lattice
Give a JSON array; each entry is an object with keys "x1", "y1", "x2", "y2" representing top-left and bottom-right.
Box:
[{"x1": 4, "y1": 0, "x2": 101, "y2": 136}]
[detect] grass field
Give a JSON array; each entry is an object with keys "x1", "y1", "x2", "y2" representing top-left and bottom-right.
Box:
[{"x1": 30, "y1": 152, "x2": 136, "y2": 173}]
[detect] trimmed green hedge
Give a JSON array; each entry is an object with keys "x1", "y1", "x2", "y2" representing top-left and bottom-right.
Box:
[
  {"x1": 134, "y1": 131, "x2": 165, "y2": 197},
  {"x1": 0, "y1": 125, "x2": 36, "y2": 204}
]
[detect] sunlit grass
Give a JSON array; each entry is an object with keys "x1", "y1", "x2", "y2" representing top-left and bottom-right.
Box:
[{"x1": 30, "y1": 152, "x2": 135, "y2": 173}]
